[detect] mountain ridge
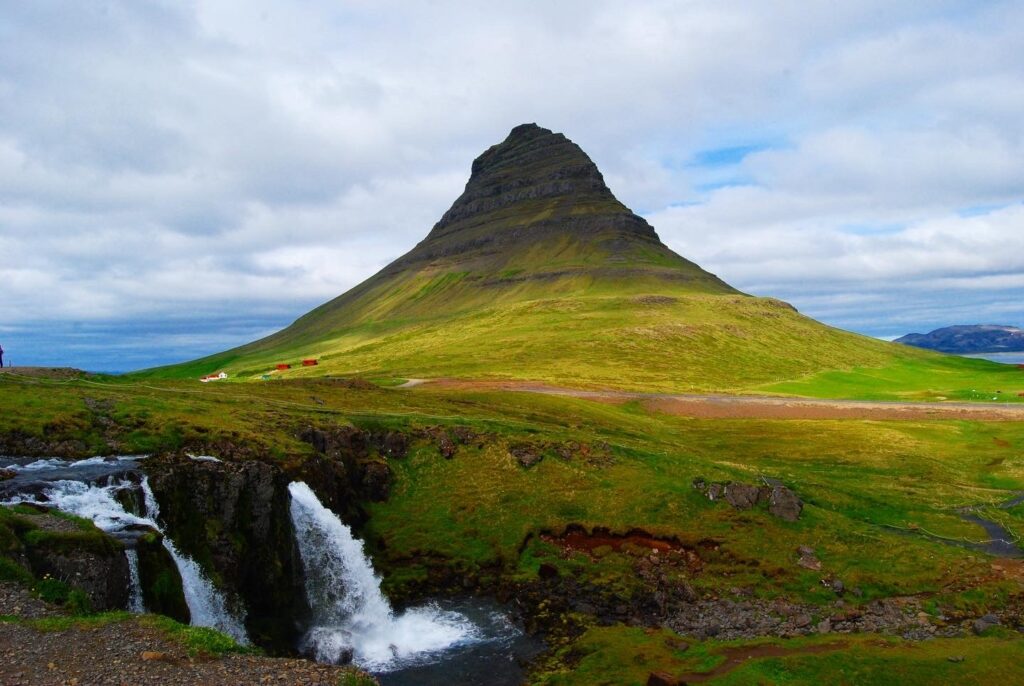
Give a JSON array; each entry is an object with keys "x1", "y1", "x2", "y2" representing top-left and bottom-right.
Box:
[{"x1": 896, "y1": 325, "x2": 1024, "y2": 354}]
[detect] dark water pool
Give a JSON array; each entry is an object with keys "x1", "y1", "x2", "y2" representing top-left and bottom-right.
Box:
[{"x1": 375, "y1": 598, "x2": 544, "y2": 686}]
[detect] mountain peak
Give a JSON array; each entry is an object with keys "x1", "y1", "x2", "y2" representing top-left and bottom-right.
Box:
[
  {"x1": 439, "y1": 123, "x2": 618, "y2": 233},
  {"x1": 390, "y1": 124, "x2": 666, "y2": 274}
]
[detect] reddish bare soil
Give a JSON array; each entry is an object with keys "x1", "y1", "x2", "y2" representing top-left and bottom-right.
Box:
[{"x1": 404, "y1": 379, "x2": 1024, "y2": 421}]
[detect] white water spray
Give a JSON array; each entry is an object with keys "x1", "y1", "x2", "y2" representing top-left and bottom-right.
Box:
[
  {"x1": 125, "y1": 549, "x2": 146, "y2": 613},
  {"x1": 288, "y1": 481, "x2": 480, "y2": 671}
]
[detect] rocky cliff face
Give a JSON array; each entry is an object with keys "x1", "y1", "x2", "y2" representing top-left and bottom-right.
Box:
[
  {"x1": 143, "y1": 454, "x2": 309, "y2": 652},
  {"x1": 22, "y1": 513, "x2": 129, "y2": 611},
  {"x1": 386, "y1": 123, "x2": 680, "y2": 276}
]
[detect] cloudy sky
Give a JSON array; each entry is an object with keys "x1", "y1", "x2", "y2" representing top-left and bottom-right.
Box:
[{"x1": 1, "y1": 1, "x2": 1022, "y2": 371}]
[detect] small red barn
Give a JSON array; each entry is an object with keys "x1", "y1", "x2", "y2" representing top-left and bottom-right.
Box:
[
  {"x1": 276, "y1": 364, "x2": 291, "y2": 371},
  {"x1": 302, "y1": 359, "x2": 318, "y2": 367}
]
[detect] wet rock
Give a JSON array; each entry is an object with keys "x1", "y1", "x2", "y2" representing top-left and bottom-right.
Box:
[
  {"x1": 136, "y1": 531, "x2": 189, "y2": 624},
  {"x1": 0, "y1": 468, "x2": 15, "y2": 481},
  {"x1": 21, "y1": 514, "x2": 129, "y2": 611}
]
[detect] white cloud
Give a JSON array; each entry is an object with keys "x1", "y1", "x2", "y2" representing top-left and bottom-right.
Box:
[{"x1": 0, "y1": 0, "x2": 1021, "y2": 367}]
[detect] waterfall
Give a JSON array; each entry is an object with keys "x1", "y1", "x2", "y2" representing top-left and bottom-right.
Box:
[
  {"x1": 288, "y1": 481, "x2": 481, "y2": 671},
  {"x1": 125, "y1": 549, "x2": 146, "y2": 613},
  {"x1": 140, "y1": 478, "x2": 250, "y2": 644},
  {"x1": 1, "y1": 462, "x2": 248, "y2": 645}
]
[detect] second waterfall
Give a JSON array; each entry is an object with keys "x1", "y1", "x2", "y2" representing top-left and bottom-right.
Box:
[{"x1": 288, "y1": 481, "x2": 480, "y2": 671}]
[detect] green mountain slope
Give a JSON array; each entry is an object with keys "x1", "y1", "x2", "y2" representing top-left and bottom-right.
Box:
[{"x1": 148, "y1": 124, "x2": 932, "y2": 390}]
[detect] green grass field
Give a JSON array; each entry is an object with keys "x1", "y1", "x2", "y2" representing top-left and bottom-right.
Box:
[
  {"x1": 535, "y1": 627, "x2": 1024, "y2": 685},
  {"x1": 3, "y1": 372, "x2": 1022, "y2": 682}
]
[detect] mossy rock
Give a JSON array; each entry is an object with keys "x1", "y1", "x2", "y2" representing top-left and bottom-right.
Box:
[{"x1": 23, "y1": 529, "x2": 124, "y2": 556}]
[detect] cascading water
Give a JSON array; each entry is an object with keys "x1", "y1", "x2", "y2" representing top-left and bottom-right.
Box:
[
  {"x1": 288, "y1": 481, "x2": 481, "y2": 671},
  {"x1": 2, "y1": 474, "x2": 151, "y2": 610},
  {"x1": 0, "y1": 456, "x2": 248, "y2": 644},
  {"x1": 124, "y1": 549, "x2": 146, "y2": 613},
  {"x1": 139, "y1": 477, "x2": 249, "y2": 643}
]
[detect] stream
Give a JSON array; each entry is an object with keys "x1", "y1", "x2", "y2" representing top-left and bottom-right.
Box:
[{"x1": 1, "y1": 457, "x2": 540, "y2": 684}]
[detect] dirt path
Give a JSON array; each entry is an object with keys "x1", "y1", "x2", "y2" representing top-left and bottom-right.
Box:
[
  {"x1": 0, "y1": 584, "x2": 369, "y2": 686},
  {"x1": 401, "y1": 379, "x2": 1024, "y2": 421},
  {"x1": 0, "y1": 619, "x2": 359, "y2": 686}
]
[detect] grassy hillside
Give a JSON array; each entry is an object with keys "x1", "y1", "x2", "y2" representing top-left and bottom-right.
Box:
[
  {"x1": 140, "y1": 123, "x2": 977, "y2": 396},
  {"x1": 149, "y1": 287, "x2": 939, "y2": 393}
]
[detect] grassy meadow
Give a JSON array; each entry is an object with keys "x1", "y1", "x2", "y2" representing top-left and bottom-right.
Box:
[{"x1": 3, "y1": 370, "x2": 1023, "y2": 682}]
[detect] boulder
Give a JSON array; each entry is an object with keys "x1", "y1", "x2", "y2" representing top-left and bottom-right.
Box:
[
  {"x1": 695, "y1": 478, "x2": 803, "y2": 521},
  {"x1": 511, "y1": 444, "x2": 543, "y2": 468},
  {"x1": 724, "y1": 483, "x2": 762, "y2": 510},
  {"x1": 768, "y1": 485, "x2": 803, "y2": 522},
  {"x1": 797, "y1": 546, "x2": 822, "y2": 571},
  {"x1": 972, "y1": 613, "x2": 1000, "y2": 635}
]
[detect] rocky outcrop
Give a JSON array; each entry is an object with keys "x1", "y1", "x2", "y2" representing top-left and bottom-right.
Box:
[
  {"x1": 143, "y1": 454, "x2": 308, "y2": 652},
  {"x1": 693, "y1": 478, "x2": 803, "y2": 522},
  {"x1": 8, "y1": 510, "x2": 128, "y2": 611}
]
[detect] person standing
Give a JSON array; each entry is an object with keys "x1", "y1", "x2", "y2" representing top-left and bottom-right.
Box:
[{"x1": 0, "y1": 343, "x2": 4, "y2": 368}]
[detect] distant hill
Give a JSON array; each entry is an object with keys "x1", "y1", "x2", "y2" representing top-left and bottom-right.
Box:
[
  {"x1": 144, "y1": 123, "x2": 929, "y2": 391},
  {"x1": 895, "y1": 325, "x2": 1024, "y2": 354}
]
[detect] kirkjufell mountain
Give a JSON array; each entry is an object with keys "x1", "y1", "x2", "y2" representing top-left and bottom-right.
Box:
[{"x1": 152, "y1": 124, "x2": 923, "y2": 389}]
